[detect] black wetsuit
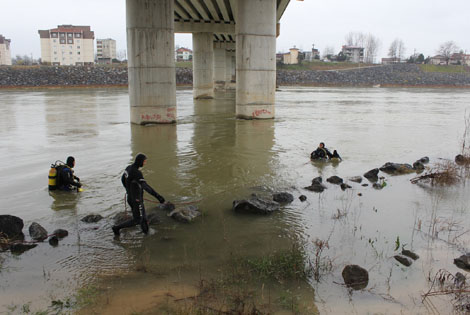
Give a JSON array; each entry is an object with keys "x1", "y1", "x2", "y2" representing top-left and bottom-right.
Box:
[
  {"x1": 58, "y1": 166, "x2": 81, "y2": 191},
  {"x1": 115, "y1": 163, "x2": 165, "y2": 232},
  {"x1": 311, "y1": 147, "x2": 333, "y2": 160}
]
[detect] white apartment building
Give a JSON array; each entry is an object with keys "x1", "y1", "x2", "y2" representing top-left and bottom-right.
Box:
[
  {"x1": 0, "y1": 35, "x2": 12, "y2": 65},
  {"x1": 38, "y1": 25, "x2": 94, "y2": 66},
  {"x1": 175, "y1": 47, "x2": 192, "y2": 61},
  {"x1": 96, "y1": 38, "x2": 116, "y2": 64},
  {"x1": 341, "y1": 45, "x2": 364, "y2": 63}
]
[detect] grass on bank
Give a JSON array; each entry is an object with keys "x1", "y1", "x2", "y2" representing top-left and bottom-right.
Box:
[{"x1": 419, "y1": 64, "x2": 470, "y2": 73}]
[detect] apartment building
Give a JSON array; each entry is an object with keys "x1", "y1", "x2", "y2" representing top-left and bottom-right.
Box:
[
  {"x1": 0, "y1": 35, "x2": 12, "y2": 65},
  {"x1": 341, "y1": 45, "x2": 364, "y2": 63},
  {"x1": 96, "y1": 38, "x2": 116, "y2": 64},
  {"x1": 38, "y1": 25, "x2": 94, "y2": 65},
  {"x1": 176, "y1": 47, "x2": 192, "y2": 61}
]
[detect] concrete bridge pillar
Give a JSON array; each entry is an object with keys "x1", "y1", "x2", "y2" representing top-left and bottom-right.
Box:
[
  {"x1": 192, "y1": 32, "x2": 214, "y2": 99},
  {"x1": 213, "y1": 44, "x2": 226, "y2": 90},
  {"x1": 235, "y1": 0, "x2": 276, "y2": 119},
  {"x1": 225, "y1": 50, "x2": 235, "y2": 89},
  {"x1": 126, "y1": 0, "x2": 176, "y2": 124}
]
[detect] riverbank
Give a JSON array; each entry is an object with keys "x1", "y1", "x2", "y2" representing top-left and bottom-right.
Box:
[{"x1": 1, "y1": 64, "x2": 470, "y2": 89}]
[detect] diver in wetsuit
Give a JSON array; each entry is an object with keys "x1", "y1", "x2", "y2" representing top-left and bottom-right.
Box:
[
  {"x1": 310, "y1": 142, "x2": 341, "y2": 160},
  {"x1": 58, "y1": 156, "x2": 82, "y2": 191},
  {"x1": 112, "y1": 153, "x2": 165, "y2": 236}
]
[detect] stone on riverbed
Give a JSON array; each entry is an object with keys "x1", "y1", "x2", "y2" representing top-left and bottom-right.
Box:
[
  {"x1": 273, "y1": 192, "x2": 294, "y2": 203},
  {"x1": 364, "y1": 169, "x2": 379, "y2": 182},
  {"x1": 340, "y1": 183, "x2": 352, "y2": 191},
  {"x1": 342, "y1": 265, "x2": 369, "y2": 290},
  {"x1": 327, "y1": 176, "x2": 343, "y2": 185},
  {"x1": 349, "y1": 176, "x2": 363, "y2": 183},
  {"x1": 394, "y1": 255, "x2": 413, "y2": 267},
  {"x1": 0, "y1": 215, "x2": 24, "y2": 239},
  {"x1": 402, "y1": 249, "x2": 419, "y2": 260},
  {"x1": 304, "y1": 183, "x2": 326, "y2": 193},
  {"x1": 10, "y1": 243, "x2": 37, "y2": 254},
  {"x1": 299, "y1": 195, "x2": 307, "y2": 202},
  {"x1": 454, "y1": 253, "x2": 470, "y2": 271},
  {"x1": 379, "y1": 162, "x2": 415, "y2": 175},
  {"x1": 29, "y1": 222, "x2": 48, "y2": 241},
  {"x1": 81, "y1": 214, "x2": 103, "y2": 223},
  {"x1": 312, "y1": 177, "x2": 323, "y2": 185},
  {"x1": 53, "y1": 229, "x2": 69, "y2": 238},
  {"x1": 48, "y1": 236, "x2": 59, "y2": 247},
  {"x1": 233, "y1": 197, "x2": 280, "y2": 215},
  {"x1": 168, "y1": 205, "x2": 201, "y2": 222}
]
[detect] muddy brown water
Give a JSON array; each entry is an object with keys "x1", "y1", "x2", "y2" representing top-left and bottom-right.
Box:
[{"x1": 1, "y1": 87, "x2": 470, "y2": 314}]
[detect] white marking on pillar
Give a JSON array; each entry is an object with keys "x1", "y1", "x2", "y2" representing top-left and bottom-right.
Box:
[
  {"x1": 126, "y1": 0, "x2": 176, "y2": 124},
  {"x1": 192, "y1": 32, "x2": 214, "y2": 99},
  {"x1": 236, "y1": 0, "x2": 276, "y2": 119}
]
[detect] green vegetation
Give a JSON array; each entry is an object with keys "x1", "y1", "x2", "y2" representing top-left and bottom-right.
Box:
[
  {"x1": 277, "y1": 60, "x2": 375, "y2": 71},
  {"x1": 419, "y1": 64, "x2": 470, "y2": 73},
  {"x1": 175, "y1": 61, "x2": 192, "y2": 69}
]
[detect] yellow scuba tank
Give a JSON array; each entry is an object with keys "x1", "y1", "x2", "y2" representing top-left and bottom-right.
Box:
[{"x1": 48, "y1": 165, "x2": 58, "y2": 190}]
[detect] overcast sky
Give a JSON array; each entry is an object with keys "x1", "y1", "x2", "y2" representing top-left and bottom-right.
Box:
[{"x1": 1, "y1": 0, "x2": 469, "y2": 61}]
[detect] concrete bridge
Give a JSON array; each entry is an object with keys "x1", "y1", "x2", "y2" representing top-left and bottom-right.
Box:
[{"x1": 127, "y1": 0, "x2": 293, "y2": 124}]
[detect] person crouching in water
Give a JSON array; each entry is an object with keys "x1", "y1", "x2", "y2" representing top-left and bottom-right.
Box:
[
  {"x1": 59, "y1": 156, "x2": 82, "y2": 191},
  {"x1": 310, "y1": 142, "x2": 341, "y2": 161},
  {"x1": 112, "y1": 153, "x2": 166, "y2": 236}
]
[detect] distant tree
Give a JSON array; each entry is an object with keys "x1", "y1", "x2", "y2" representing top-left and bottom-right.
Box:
[
  {"x1": 437, "y1": 41, "x2": 459, "y2": 65},
  {"x1": 416, "y1": 54, "x2": 425, "y2": 63},
  {"x1": 388, "y1": 38, "x2": 406, "y2": 61},
  {"x1": 364, "y1": 34, "x2": 381, "y2": 63},
  {"x1": 323, "y1": 46, "x2": 335, "y2": 58},
  {"x1": 345, "y1": 32, "x2": 365, "y2": 47}
]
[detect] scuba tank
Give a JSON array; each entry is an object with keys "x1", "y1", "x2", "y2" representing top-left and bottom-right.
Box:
[{"x1": 48, "y1": 161, "x2": 65, "y2": 190}]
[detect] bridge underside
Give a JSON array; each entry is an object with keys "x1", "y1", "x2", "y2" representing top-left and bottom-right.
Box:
[{"x1": 127, "y1": 0, "x2": 291, "y2": 124}]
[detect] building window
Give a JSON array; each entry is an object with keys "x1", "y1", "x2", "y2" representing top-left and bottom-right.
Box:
[
  {"x1": 51, "y1": 33, "x2": 58, "y2": 37},
  {"x1": 77, "y1": 46, "x2": 80, "y2": 49},
  {"x1": 77, "y1": 52, "x2": 80, "y2": 55},
  {"x1": 53, "y1": 39, "x2": 57, "y2": 43},
  {"x1": 60, "y1": 33, "x2": 65, "y2": 38},
  {"x1": 69, "y1": 46, "x2": 73, "y2": 49},
  {"x1": 60, "y1": 39, "x2": 66, "y2": 44},
  {"x1": 67, "y1": 33, "x2": 73, "y2": 38},
  {"x1": 54, "y1": 57, "x2": 58, "y2": 61},
  {"x1": 54, "y1": 51, "x2": 57, "y2": 54},
  {"x1": 69, "y1": 52, "x2": 73, "y2": 55},
  {"x1": 76, "y1": 40, "x2": 80, "y2": 44},
  {"x1": 68, "y1": 39, "x2": 73, "y2": 44},
  {"x1": 75, "y1": 33, "x2": 81, "y2": 38}
]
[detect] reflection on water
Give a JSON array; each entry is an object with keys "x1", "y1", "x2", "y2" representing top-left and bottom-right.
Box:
[{"x1": 0, "y1": 87, "x2": 470, "y2": 313}]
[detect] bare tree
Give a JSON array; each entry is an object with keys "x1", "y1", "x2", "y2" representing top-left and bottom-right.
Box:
[
  {"x1": 344, "y1": 32, "x2": 365, "y2": 47},
  {"x1": 364, "y1": 34, "x2": 381, "y2": 64},
  {"x1": 437, "y1": 41, "x2": 459, "y2": 64},
  {"x1": 323, "y1": 46, "x2": 335, "y2": 58},
  {"x1": 388, "y1": 38, "x2": 406, "y2": 61}
]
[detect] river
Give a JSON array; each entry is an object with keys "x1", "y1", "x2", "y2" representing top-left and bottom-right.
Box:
[{"x1": 0, "y1": 87, "x2": 470, "y2": 314}]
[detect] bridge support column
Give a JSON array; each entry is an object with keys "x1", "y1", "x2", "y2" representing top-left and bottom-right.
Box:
[
  {"x1": 192, "y1": 32, "x2": 214, "y2": 99},
  {"x1": 236, "y1": 0, "x2": 276, "y2": 119},
  {"x1": 213, "y1": 44, "x2": 226, "y2": 90},
  {"x1": 126, "y1": 0, "x2": 176, "y2": 124},
  {"x1": 225, "y1": 50, "x2": 235, "y2": 89}
]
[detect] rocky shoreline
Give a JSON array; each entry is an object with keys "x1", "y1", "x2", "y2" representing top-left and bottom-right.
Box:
[{"x1": 1, "y1": 64, "x2": 470, "y2": 88}]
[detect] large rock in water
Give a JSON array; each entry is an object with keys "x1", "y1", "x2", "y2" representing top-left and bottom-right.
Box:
[
  {"x1": 454, "y1": 253, "x2": 470, "y2": 270},
  {"x1": 364, "y1": 169, "x2": 379, "y2": 182},
  {"x1": 168, "y1": 205, "x2": 201, "y2": 223},
  {"x1": 273, "y1": 192, "x2": 294, "y2": 203},
  {"x1": 81, "y1": 214, "x2": 103, "y2": 223},
  {"x1": 394, "y1": 255, "x2": 412, "y2": 267},
  {"x1": 342, "y1": 265, "x2": 369, "y2": 290},
  {"x1": 327, "y1": 176, "x2": 343, "y2": 185},
  {"x1": 379, "y1": 162, "x2": 415, "y2": 175},
  {"x1": 0, "y1": 215, "x2": 24, "y2": 239},
  {"x1": 29, "y1": 222, "x2": 48, "y2": 241},
  {"x1": 233, "y1": 197, "x2": 280, "y2": 215},
  {"x1": 10, "y1": 243, "x2": 37, "y2": 254}
]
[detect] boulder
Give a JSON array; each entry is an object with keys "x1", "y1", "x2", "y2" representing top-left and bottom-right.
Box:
[
  {"x1": 349, "y1": 176, "x2": 363, "y2": 183},
  {"x1": 48, "y1": 236, "x2": 59, "y2": 246},
  {"x1": 455, "y1": 154, "x2": 468, "y2": 165},
  {"x1": 379, "y1": 162, "x2": 414, "y2": 175},
  {"x1": 304, "y1": 183, "x2": 326, "y2": 193},
  {"x1": 372, "y1": 183, "x2": 384, "y2": 190},
  {"x1": 361, "y1": 183, "x2": 369, "y2": 187},
  {"x1": 233, "y1": 197, "x2": 280, "y2": 215},
  {"x1": 413, "y1": 161, "x2": 425, "y2": 171},
  {"x1": 273, "y1": 192, "x2": 294, "y2": 203},
  {"x1": 146, "y1": 213, "x2": 161, "y2": 225},
  {"x1": 155, "y1": 202, "x2": 176, "y2": 212},
  {"x1": 311, "y1": 177, "x2": 323, "y2": 185},
  {"x1": 0, "y1": 215, "x2": 24, "y2": 239},
  {"x1": 394, "y1": 255, "x2": 412, "y2": 267},
  {"x1": 418, "y1": 156, "x2": 430, "y2": 164},
  {"x1": 29, "y1": 222, "x2": 48, "y2": 241},
  {"x1": 340, "y1": 183, "x2": 352, "y2": 191},
  {"x1": 455, "y1": 272, "x2": 466, "y2": 288},
  {"x1": 342, "y1": 265, "x2": 369, "y2": 290},
  {"x1": 327, "y1": 176, "x2": 343, "y2": 185},
  {"x1": 81, "y1": 214, "x2": 103, "y2": 223},
  {"x1": 454, "y1": 253, "x2": 470, "y2": 270},
  {"x1": 299, "y1": 195, "x2": 307, "y2": 202},
  {"x1": 168, "y1": 205, "x2": 201, "y2": 223},
  {"x1": 53, "y1": 229, "x2": 69, "y2": 238},
  {"x1": 10, "y1": 243, "x2": 37, "y2": 254},
  {"x1": 364, "y1": 169, "x2": 379, "y2": 182},
  {"x1": 401, "y1": 249, "x2": 419, "y2": 260}
]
